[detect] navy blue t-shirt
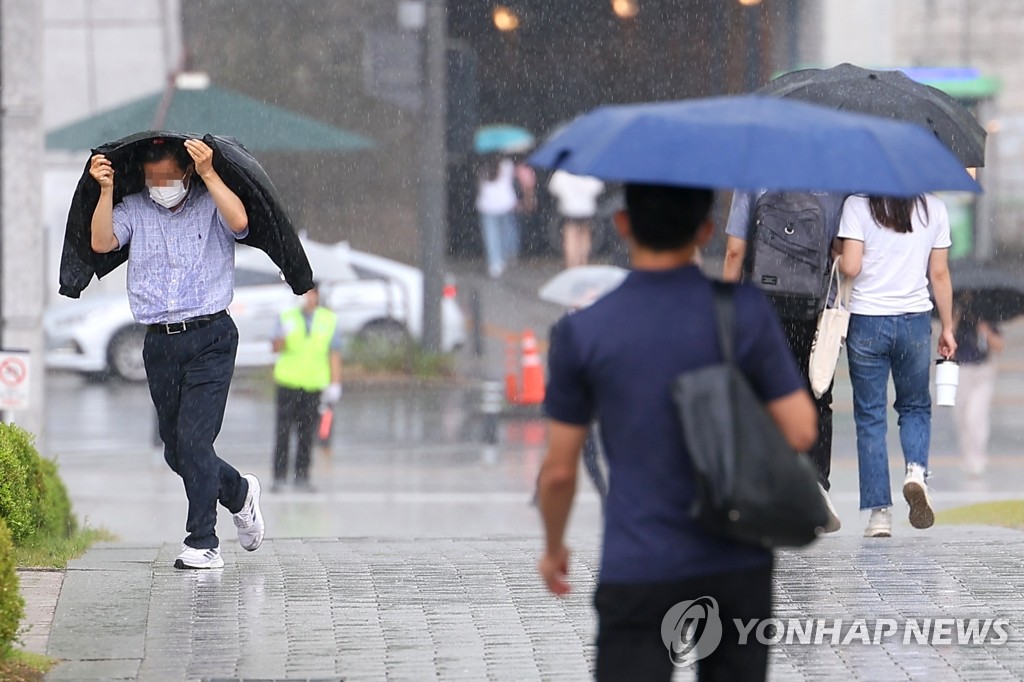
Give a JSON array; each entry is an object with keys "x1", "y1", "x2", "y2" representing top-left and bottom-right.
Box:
[{"x1": 544, "y1": 265, "x2": 805, "y2": 584}]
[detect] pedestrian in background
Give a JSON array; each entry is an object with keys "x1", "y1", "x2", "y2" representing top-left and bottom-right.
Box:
[
  {"x1": 723, "y1": 189, "x2": 847, "y2": 532},
  {"x1": 953, "y1": 296, "x2": 1004, "y2": 476},
  {"x1": 538, "y1": 184, "x2": 816, "y2": 681},
  {"x1": 548, "y1": 169, "x2": 605, "y2": 269},
  {"x1": 836, "y1": 193, "x2": 956, "y2": 538},
  {"x1": 271, "y1": 284, "x2": 343, "y2": 492},
  {"x1": 475, "y1": 154, "x2": 520, "y2": 278},
  {"x1": 89, "y1": 137, "x2": 264, "y2": 570}
]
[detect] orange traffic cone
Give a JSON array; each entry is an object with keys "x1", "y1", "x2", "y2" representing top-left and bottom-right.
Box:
[
  {"x1": 504, "y1": 333, "x2": 519, "y2": 403},
  {"x1": 518, "y1": 329, "x2": 545, "y2": 405}
]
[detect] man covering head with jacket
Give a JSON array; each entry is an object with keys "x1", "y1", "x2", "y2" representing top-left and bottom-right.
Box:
[{"x1": 89, "y1": 137, "x2": 265, "y2": 570}]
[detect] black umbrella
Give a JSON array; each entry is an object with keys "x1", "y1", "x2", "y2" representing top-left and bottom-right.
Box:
[
  {"x1": 948, "y1": 260, "x2": 1024, "y2": 322},
  {"x1": 758, "y1": 63, "x2": 986, "y2": 168}
]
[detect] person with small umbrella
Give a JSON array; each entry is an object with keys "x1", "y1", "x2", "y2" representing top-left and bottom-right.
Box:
[
  {"x1": 953, "y1": 294, "x2": 1004, "y2": 476},
  {"x1": 90, "y1": 137, "x2": 265, "y2": 570},
  {"x1": 474, "y1": 153, "x2": 520, "y2": 278}
]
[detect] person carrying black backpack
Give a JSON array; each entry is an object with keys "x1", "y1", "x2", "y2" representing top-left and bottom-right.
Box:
[{"x1": 723, "y1": 189, "x2": 846, "y2": 533}]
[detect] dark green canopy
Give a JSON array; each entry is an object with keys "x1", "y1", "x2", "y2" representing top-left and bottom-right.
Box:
[{"x1": 46, "y1": 85, "x2": 374, "y2": 153}]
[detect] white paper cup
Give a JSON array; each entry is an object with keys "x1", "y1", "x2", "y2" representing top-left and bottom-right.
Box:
[{"x1": 935, "y1": 360, "x2": 959, "y2": 407}]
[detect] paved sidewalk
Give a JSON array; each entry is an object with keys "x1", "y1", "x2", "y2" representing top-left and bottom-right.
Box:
[{"x1": 35, "y1": 527, "x2": 1024, "y2": 681}]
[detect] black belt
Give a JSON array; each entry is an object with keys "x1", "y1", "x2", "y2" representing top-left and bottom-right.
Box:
[{"x1": 147, "y1": 310, "x2": 229, "y2": 335}]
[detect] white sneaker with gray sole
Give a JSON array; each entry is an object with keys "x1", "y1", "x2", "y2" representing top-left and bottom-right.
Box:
[
  {"x1": 903, "y1": 463, "x2": 935, "y2": 529},
  {"x1": 818, "y1": 483, "x2": 842, "y2": 533},
  {"x1": 233, "y1": 473, "x2": 265, "y2": 551},
  {"x1": 864, "y1": 507, "x2": 893, "y2": 538},
  {"x1": 174, "y1": 544, "x2": 224, "y2": 570}
]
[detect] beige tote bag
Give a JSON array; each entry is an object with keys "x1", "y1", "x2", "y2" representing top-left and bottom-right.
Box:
[{"x1": 808, "y1": 259, "x2": 852, "y2": 399}]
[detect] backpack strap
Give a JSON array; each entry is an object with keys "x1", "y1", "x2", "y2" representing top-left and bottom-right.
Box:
[{"x1": 710, "y1": 280, "x2": 736, "y2": 365}]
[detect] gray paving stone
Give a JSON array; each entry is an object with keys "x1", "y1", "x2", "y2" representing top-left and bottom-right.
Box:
[{"x1": 40, "y1": 528, "x2": 1024, "y2": 681}]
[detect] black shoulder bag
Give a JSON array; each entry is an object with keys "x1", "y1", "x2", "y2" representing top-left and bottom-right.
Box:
[{"x1": 671, "y1": 282, "x2": 828, "y2": 548}]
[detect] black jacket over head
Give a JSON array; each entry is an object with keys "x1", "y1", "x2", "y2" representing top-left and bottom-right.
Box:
[{"x1": 59, "y1": 130, "x2": 314, "y2": 298}]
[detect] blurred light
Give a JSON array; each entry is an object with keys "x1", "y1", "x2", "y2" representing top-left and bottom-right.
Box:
[
  {"x1": 986, "y1": 119, "x2": 1002, "y2": 134},
  {"x1": 738, "y1": 0, "x2": 762, "y2": 5},
  {"x1": 397, "y1": 0, "x2": 426, "y2": 30},
  {"x1": 611, "y1": 0, "x2": 639, "y2": 19},
  {"x1": 493, "y1": 6, "x2": 520, "y2": 32},
  {"x1": 443, "y1": 284, "x2": 457, "y2": 299}
]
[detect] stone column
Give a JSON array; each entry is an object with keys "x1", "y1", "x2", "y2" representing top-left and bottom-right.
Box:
[{"x1": 2, "y1": 0, "x2": 46, "y2": 445}]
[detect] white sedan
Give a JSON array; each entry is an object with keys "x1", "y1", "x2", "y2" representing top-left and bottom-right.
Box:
[{"x1": 45, "y1": 240, "x2": 467, "y2": 381}]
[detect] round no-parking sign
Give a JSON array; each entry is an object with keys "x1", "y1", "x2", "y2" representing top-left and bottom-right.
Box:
[{"x1": 0, "y1": 351, "x2": 31, "y2": 410}]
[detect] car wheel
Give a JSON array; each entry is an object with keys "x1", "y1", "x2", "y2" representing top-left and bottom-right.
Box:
[
  {"x1": 107, "y1": 326, "x2": 148, "y2": 382},
  {"x1": 357, "y1": 319, "x2": 411, "y2": 348}
]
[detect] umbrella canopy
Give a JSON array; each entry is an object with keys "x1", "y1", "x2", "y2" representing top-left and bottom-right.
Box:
[
  {"x1": 539, "y1": 265, "x2": 629, "y2": 309},
  {"x1": 46, "y1": 84, "x2": 375, "y2": 153},
  {"x1": 948, "y1": 260, "x2": 1024, "y2": 322},
  {"x1": 474, "y1": 124, "x2": 535, "y2": 154},
  {"x1": 758, "y1": 63, "x2": 986, "y2": 167},
  {"x1": 528, "y1": 95, "x2": 981, "y2": 196}
]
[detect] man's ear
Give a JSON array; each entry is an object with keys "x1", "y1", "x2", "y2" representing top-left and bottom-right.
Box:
[
  {"x1": 613, "y1": 210, "x2": 632, "y2": 240},
  {"x1": 695, "y1": 220, "x2": 715, "y2": 247}
]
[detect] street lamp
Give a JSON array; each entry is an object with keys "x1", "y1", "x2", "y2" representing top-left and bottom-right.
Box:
[
  {"x1": 493, "y1": 5, "x2": 520, "y2": 32},
  {"x1": 611, "y1": 0, "x2": 639, "y2": 19}
]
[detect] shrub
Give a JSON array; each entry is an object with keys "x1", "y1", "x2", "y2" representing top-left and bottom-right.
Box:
[
  {"x1": 0, "y1": 425, "x2": 40, "y2": 544},
  {"x1": 0, "y1": 425, "x2": 76, "y2": 546},
  {"x1": 36, "y1": 459, "x2": 75, "y2": 541},
  {"x1": 0, "y1": 516, "x2": 24, "y2": 657}
]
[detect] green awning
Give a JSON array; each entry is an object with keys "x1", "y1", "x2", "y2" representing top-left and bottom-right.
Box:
[{"x1": 46, "y1": 85, "x2": 375, "y2": 153}]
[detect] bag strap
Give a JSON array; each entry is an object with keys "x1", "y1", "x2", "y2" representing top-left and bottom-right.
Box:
[
  {"x1": 710, "y1": 280, "x2": 736, "y2": 365},
  {"x1": 823, "y1": 257, "x2": 853, "y2": 311}
]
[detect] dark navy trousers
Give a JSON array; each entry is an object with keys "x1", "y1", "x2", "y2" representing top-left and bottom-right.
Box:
[{"x1": 143, "y1": 315, "x2": 248, "y2": 550}]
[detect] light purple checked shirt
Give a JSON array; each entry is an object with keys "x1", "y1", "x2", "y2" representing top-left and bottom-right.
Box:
[{"x1": 113, "y1": 186, "x2": 249, "y2": 325}]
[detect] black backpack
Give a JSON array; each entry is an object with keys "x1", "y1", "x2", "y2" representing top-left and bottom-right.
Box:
[{"x1": 743, "y1": 191, "x2": 831, "y2": 321}]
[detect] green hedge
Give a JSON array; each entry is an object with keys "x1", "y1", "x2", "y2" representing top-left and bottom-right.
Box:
[
  {"x1": 0, "y1": 516, "x2": 23, "y2": 658},
  {"x1": 0, "y1": 424, "x2": 75, "y2": 545}
]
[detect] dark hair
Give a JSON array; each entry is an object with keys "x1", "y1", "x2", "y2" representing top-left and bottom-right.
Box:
[
  {"x1": 477, "y1": 154, "x2": 500, "y2": 182},
  {"x1": 624, "y1": 184, "x2": 714, "y2": 251},
  {"x1": 140, "y1": 139, "x2": 192, "y2": 172},
  {"x1": 867, "y1": 195, "x2": 928, "y2": 234}
]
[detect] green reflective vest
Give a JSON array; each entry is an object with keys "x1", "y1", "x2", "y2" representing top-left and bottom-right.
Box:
[{"x1": 273, "y1": 307, "x2": 337, "y2": 391}]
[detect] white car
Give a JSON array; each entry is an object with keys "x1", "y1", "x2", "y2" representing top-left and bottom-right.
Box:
[{"x1": 45, "y1": 240, "x2": 467, "y2": 381}]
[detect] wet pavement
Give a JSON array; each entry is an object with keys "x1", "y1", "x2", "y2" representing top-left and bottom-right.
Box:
[
  {"x1": 41, "y1": 530, "x2": 1024, "y2": 681},
  {"x1": 23, "y1": 256, "x2": 1024, "y2": 680}
]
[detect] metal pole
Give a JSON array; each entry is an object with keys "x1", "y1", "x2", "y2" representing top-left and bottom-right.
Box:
[{"x1": 417, "y1": 0, "x2": 447, "y2": 353}]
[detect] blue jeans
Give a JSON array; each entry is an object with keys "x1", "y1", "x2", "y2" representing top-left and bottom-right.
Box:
[
  {"x1": 846, "y1": 313, "x2": 932, "y2": 510},
  {"x1": 480, "y1": 212, "x2": 518, "y2": 273}
]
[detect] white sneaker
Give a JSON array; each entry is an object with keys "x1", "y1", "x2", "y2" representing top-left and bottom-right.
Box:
[
  {"x1": 903, "y1": 463, "x2": 934, "y2": 529},
  {"x1": 818, "y1": 483, "x2": 842, "y2": 533},
  {"x1": 174, "y1": 545, "x2": 224, "y2": 570},
  {"x1": 864, "y1": 507, "x2": 892, "y2": 538},
  {"x1": 233, "y1": 473, "x2": 265, "y2": 551}
]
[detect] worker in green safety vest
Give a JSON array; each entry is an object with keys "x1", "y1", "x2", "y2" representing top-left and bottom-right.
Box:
[{"x1": 271, "y1": 283, "x2": 343, "y2": 492}]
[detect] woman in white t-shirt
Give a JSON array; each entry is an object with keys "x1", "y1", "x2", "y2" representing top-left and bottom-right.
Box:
[
  {"x1": 548, "y1": 170, "x2": 605, "y2": 269},
  {"x1": 836, "y1": 193, "x2": 956, "y2": 539},
  {"x1": 476, "y1": 156, "x2": 520, "y2": 278}
]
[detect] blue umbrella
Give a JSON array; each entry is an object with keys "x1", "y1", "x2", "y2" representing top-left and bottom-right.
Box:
[
  {"x1": 474, "y1": 124, "x2": 535, "y2": 154},
  {"x1": 528, "y1": 95, "x2": 980, "y2": 196}
]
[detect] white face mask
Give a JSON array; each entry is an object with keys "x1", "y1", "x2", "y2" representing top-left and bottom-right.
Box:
[{"x1": 148, "y1": 179, "x2": 189, "y2": 208}]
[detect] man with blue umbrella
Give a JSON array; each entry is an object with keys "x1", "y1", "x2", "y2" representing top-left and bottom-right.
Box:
[{"x1": 529, "y1": 96, "x2": 979, "y2": 680}]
